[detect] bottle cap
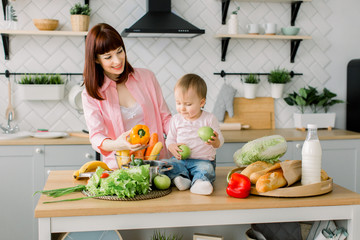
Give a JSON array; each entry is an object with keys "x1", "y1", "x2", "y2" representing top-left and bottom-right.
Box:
[{"x1": 307, "y1": 124, "x2": 317, "y2": 129}]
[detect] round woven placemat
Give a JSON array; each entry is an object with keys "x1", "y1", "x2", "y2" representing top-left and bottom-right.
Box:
[{"x1": 82, "y1": 188, "x2": 172, "y2": 201}]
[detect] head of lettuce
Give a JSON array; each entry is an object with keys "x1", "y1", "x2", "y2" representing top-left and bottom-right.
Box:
[{"x1": 233, "y1": 135, "x2": 287, "y2": 167}]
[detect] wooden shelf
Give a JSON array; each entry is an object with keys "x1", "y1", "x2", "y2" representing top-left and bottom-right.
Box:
[
  {"x1": 215, "y1": 34, "x2": 311, "y2": 40},
  {"x1": 215, "y1": 34, "x2": 312, "y2": 62},
  {"x1": 220, "y1": 0, "x2": 312, "y2": 25},
  {"x1": 0, "y1": 30, "x2": 87, "y2": 60},
  {"x1": 218, "y1": 0, "x2": 311, "y2": 2},
  {"x1": 0, "y1": 29, "x2": 87, "y2": 36}
]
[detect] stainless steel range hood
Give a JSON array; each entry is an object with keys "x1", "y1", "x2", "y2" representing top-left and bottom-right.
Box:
[{"x1": 121, "y1": 0, "x2": 205, "y2": 38}]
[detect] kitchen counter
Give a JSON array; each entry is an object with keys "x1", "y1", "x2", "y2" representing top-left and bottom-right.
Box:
[
  {"x1": 0, "y1": 132, "x2": 90, "y2": 145},
  {"x1": 2, "y1": 129, "x2": 360, "y2": 146},
  {"x1": 35, "y1": 168, "x2": 360, "y2": 239},
  {"x1": 222, "y1": 128, "x2": 360, "y2": 142}
]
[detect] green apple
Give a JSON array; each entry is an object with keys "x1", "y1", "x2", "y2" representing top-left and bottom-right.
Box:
[
  {"x1": 198, "y1": 126, "x2": 215, "y2": 142},
  {"x1": 178, "y1": 144, "x2": 191, "y2": 160},
  {"x1": 153, "y1": 174, "x2": 171, "y2": 190}
]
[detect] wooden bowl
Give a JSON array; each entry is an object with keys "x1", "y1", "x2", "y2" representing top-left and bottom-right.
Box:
[{"x1": 33, "y1": 19, "x2": 59, "y2": 31}]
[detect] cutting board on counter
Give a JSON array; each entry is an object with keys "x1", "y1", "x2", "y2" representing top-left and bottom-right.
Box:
[{"x1": 224, "y1": 97, "x2": 275, "y2": 129}]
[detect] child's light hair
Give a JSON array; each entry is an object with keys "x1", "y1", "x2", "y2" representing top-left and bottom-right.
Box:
[{"x1": 175, "y1": 73, "x2": 207, "y2": 99}]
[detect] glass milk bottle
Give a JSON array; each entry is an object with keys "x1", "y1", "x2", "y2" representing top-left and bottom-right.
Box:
[{"x1": 301, "y1": 124, "x2": 322, "y2": 185}]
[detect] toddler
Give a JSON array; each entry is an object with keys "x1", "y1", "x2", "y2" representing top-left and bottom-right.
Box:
[{"x1": 165, "y1": 73, "x2": 224, "y2": 195}]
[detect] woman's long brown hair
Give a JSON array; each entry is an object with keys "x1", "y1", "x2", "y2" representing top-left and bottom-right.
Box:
[{"x1": 83, "y1": 23, "x2": 134, "y2": 100}]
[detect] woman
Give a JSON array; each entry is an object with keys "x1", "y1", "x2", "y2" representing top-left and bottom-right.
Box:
[{"x1": 82, "y1": 23, "x2": 172, "y2": 169}]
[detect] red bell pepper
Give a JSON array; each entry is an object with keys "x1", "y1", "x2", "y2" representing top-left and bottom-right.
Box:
[{"x1": 226, "y1": 172, "x2": 251, "y2": 198}]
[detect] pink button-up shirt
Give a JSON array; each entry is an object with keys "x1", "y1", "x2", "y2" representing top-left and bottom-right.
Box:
[
  {"x1": 166, "y1": 111, "x2": 224, "y2": 161},
  {"x1": 82, "y1": 68, "x2": 172, "y2": 169}
]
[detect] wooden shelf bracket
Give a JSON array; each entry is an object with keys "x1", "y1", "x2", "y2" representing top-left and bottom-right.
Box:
[
  {"x1": 222, "y1": 0, "x2": 231, "y2": 25},
  {"x1": 290, "y1": 39, "x2": 302, "y2": 63},
  {"x1": 291, "y1": 1, "x2": 303, "y2": 26},
  {"x1": 1, "y1": 33, "x2": 9, "y2": 60},
  {"x1": 221, "y1": 37, "x2": 231, "y2": 61}
]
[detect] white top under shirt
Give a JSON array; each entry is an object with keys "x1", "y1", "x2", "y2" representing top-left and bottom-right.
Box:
[
  {"x1": 120, "y1": 102, "x2": 145, "y2": 131},
  {"x1": 165, "y1": 111, "x2": 224, "y2": 161}
]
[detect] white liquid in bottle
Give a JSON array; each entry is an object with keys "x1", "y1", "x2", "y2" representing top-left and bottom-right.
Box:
[{"x1": 301, "y1": 124, "x2": 322, "y2": 185}]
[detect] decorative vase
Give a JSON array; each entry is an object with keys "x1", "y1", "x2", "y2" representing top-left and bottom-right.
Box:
[
  {"x1": 270, "y1": 83, "x2": 285, "y2": 98},
  {"x1": 228, "y1": 14, "x2": 238, "y2": 34},
  {"x1": 18, "y1": 84, "x2": 65, "y2": 100},
  {"x1": 243, "y1": 83, "x2": 258, "y2": 99},
  {"x1": 70, "y1": 15, "x2": 90, "y2": 31},
  {"x1": 293, "y1": 112, "x2": 336, "y2": 129}
]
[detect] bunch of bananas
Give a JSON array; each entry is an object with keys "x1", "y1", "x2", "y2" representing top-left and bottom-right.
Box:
[{"x1": 73, "y1": 161, "x2": 111, "y2": 180}]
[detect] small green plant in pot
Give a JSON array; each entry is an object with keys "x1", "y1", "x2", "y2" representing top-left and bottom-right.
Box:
[
  {"x1": 268, "y1": 67, "x2": 291, "y2": 98},
  {"x1": 242, "y1": 74, "x2": 260, "y2": 99},
  {"x1": 284, "y1": 85, "x2": 344, "y2": 129},
  {"x1": 70, "y1": 2, "x2": 91, "y2": 31},
  {"x1": 151, "y1": 230, "x2": 183, "y2": 240},
  {"x1": 17, "y1": 74, "x2": 65, "y2": 101}
]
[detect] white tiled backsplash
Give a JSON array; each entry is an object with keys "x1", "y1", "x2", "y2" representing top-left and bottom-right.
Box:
[{"x1": 0, "y1": 0, "x2": 339, "y2": 132}]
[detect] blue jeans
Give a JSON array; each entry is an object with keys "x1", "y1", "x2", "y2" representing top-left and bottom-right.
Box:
[{"x1": 164, "y1": 157, "x2": 216, "y2": 185}]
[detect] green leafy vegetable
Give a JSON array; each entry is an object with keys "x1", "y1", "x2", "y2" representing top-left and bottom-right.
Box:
[
  {"x1": 233, "y1": 135, "x2": 287, "y2": 166},
  {"x1": 87, "y1": 164, "x2": 150, "y2": 198},
  {"x1": 35, "y1": 165, "x2": 150, "y2": 204}
]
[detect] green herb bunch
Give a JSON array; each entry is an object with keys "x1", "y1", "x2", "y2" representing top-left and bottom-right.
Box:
[
  {"x1": 151, "y1": 230, "x2": 183, "y2": 240},
  {"x1": 243, "y1": 74, "x2": 260, "y2": 84},
  {"x1": 8, "y1": 5, "x2": 17, "y2": 21},
  {"x1": 232, "y1": 6, "x2": 240, "y2": 15},
  {"x1": 268, "y1": 67, "x2": 291, "y2": 84},
  {"x1": 70, "y1": 3, "x2": 91, "y2": 16},
  {"x1": 284, "y1": 86, "x2": 344, "y2": 113},
  {"x1": 18, "y1": 74, "x2": 64, "y2": 85}
]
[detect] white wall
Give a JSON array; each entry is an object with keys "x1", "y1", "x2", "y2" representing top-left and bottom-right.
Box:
[{"x1": 0, "y1": 0, "x2": 357, "y2": 132}]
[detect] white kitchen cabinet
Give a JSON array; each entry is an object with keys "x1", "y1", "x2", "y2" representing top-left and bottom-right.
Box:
[
  {"x1": 289, "y1": 139, "x2": 360, "y2": 193},
  {"x1": 42, "y1": 145, "x2": 95, "y2": 187},
  {"x1": 0, "y1": 144, "x2": 94, "y2": 240},
  {"x1": 217, "y1": 139, "x2": 360, "y2": 193},
  {"x1": 0, "y1": 145, "x2": 43, "y2": 240},
  {"x1": 216, "y1": 142, "x2": 245, "y2": 166}
]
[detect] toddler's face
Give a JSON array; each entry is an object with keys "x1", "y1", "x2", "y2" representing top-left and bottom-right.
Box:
[{"x1": 175, "y1": 87, "x2": 205, "y2": 121}]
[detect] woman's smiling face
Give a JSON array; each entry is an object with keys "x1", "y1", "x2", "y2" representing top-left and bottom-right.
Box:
[{"x1": 96, "y1": 47, "x2": 125, "y2": 81}]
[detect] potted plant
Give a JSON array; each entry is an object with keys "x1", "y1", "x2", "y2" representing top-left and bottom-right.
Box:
[
  {"x1": 242, "y1": 74, "x2": 260, "y2": 99},
  {"x1": 17, "y1": 74, "x2": 65, "y2": 100},
  {"x1": 151, "y1": 230, "x2": 183, "y2": 240},
  {"x1": 284, "y1": 86, "x2": 344, "y2": 130},
  {"x1": 228, "y1": 6, "x2": 240, "y2": 34},
  {"x1": 70, "y1": 2, "x2": 91, "y2": 31},
  {"x1": 267, "y1": 67, "x2": 291, "y2": 98}
]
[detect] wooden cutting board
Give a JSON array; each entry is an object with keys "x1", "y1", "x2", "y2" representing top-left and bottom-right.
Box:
[{"x1": 224, "y1": 97, "x2": 275, "y2": 129}]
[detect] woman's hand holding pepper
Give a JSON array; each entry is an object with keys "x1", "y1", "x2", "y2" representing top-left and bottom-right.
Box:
[
  {"x1": 205, "y1": 131, "x2": 221, "y2": 148},
  {"x1": 103, "y1": 130, "x2": 146, "y2": 152}
]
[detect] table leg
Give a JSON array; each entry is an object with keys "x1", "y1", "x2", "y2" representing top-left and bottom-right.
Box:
[
  {"x1": 348, "y1": 205, "x2": 360, "y2": 239},
  {"x1": 38, "y1": 218, "x2": 51, "y2": 240}
]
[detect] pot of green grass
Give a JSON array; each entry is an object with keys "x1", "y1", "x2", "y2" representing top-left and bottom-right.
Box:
[
  {"x1": 242, "y1": 74, "x2": 260, "y2": 99},
  {"x1": 17, "y1": 74, "x2": 65, "y2": 100},
  {"x1": 268, "y1": 67, "x2": 291, "y2": 99}
]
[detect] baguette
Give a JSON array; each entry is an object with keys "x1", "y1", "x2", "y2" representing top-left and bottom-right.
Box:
[
  {"x1": 321, "y1": 169, "x2": 329, "y2": 181},
  {"x1": 241, "y1": 161, "x2": 274, "y2": 179},
  {"x1": 255, "y1": 169, "x2": 287, "y2": 193},
  {"x1": 249, "y1": 162, "x2": 282, "y2": 185}
]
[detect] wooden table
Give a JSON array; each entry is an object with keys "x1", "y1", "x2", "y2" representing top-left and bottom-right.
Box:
[{"x1": 35, "y1": 168, "x2": 360, "y2": 240}]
